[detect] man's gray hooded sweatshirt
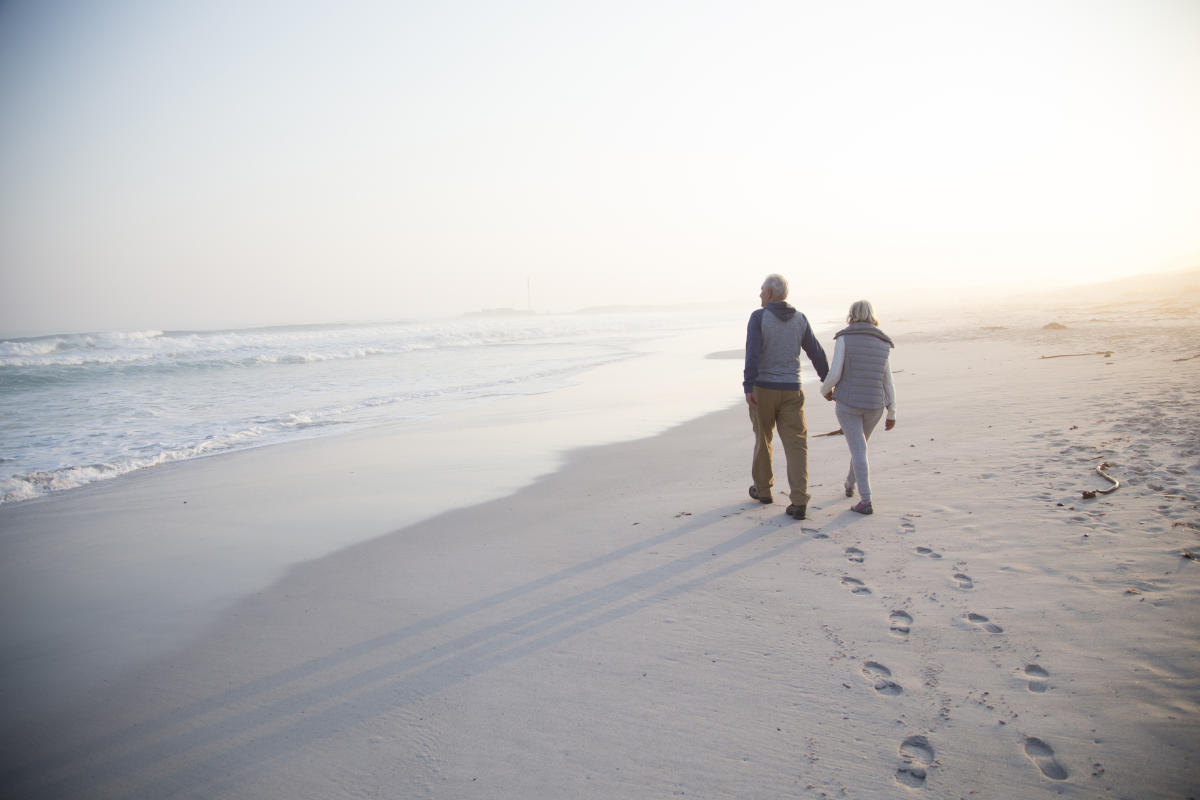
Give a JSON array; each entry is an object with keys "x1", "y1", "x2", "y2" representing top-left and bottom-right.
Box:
[{"x1": 743, "y1": 301, "x2": 829, "y2": 394}]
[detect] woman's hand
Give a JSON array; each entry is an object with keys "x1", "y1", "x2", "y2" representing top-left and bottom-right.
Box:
[{"x1": 885, "y1": 419, "x2": 896, "y2": 431}]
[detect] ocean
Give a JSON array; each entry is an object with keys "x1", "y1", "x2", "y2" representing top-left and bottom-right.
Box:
[{"x1": 1, "y1": 308, "x2": 765, "y2": 505}]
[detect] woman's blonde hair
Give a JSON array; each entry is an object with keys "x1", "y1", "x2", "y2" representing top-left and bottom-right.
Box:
[{"x1": 847, "y1": 300, "x2": 878, "y2": 326}]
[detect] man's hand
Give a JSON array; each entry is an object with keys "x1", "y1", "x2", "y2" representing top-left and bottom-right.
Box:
[
  {"x1": 885, "y1": 418, "x2": 896, "y2": 431},
  {"x1": 745, "y1": 393, "x2": 757, "y2": 409}
]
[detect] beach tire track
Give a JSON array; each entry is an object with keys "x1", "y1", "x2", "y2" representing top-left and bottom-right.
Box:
[{"x1": 1023, "y1": 736, "x2": 1068, "y2": 780}]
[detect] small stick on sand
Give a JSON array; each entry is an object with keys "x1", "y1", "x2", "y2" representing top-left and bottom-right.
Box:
[
  {"x1": 814, "y1": 429, "x2": 844, "y2": 437},
  {"x1": 1172, "y1": 353, "x2": 1200, "y2": 362},
  {"x1": 1040, "y1": 351, "x2": 1114, "y2": 360},
  {"x1": 1081, "y1": 462, "x2": 1120, "y2": 499}
]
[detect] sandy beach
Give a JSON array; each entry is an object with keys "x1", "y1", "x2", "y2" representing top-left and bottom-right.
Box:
[
  {"x1": 2, "y1": 292, "x2": 1199, "y2": 799},
  {"x1": 5, "y1": 2, "x2": 1200, "y2": 796}
]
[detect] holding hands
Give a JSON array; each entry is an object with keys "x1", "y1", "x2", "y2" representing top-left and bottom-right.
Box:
[{"x1": 825, "y1": 388, "x2": 896, "y2": 429}]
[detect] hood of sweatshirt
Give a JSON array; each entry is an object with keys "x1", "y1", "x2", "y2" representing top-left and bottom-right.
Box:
[{"x1": 765, "y1": 301, "x2": 796, "y2": 322}]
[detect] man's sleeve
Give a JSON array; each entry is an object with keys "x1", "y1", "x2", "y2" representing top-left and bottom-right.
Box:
[
  {"x1": 801, "y1": 322, "x2": 829, "y2": 382},
  {"x1": 820, "y1": 336, "x2": 844, "y2": 396},
  {"x1": 743, "y1": 311, "x2": 762, "y2": 393}
]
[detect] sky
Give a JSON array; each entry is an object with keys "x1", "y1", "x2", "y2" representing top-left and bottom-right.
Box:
[{"x1": 1, "y1": 0, "x2": 1198, "y2": 336}]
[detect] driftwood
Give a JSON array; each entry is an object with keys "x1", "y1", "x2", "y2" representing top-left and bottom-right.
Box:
[
  {"x1": 1172, "y1": 353, "x2": 1200, "y2": 362},
  {"x1": 1081, "y1": 462, "x2": 1120, "y2": 499},
  {"x1": 814, "y1": 428, "x2": 844, "y2": 438},
  {"x1": 1040, "y1": 351, "x2": 1114, "y2": 360}
]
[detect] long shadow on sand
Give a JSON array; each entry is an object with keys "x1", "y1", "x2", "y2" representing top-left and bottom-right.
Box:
[{"x1": 10, "y1": 502, "x2": 810, "y2": 799}]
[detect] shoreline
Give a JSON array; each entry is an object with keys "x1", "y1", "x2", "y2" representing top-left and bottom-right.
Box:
[
  {"x1": 3, "y1": 308, "x2": 1199, "y2": 798},
  {"x1": 0, "y1": 310, "x2": 756, "y2": 507},
  {"x1": 0, "y1": 321, "x2": 751, "y2": 722}
]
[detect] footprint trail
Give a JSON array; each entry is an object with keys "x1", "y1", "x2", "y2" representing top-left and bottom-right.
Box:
[
  {"x1": 862, "y1": 661, "x2": 903, "y2": 696},
  {"x1": 896, "y1": 735, "x2": 934, "y2": 788},
  {"x1": 889, "y1": 610, "x2": 913, "y2": 637},
  {"x1": 841, "y1": 576, "x2": 872, "y2": 595},
  {"x1": 1024, "y1": 736, "x2": 1068, "y2": 780},
  {"x1": 962, "y1": 612, "x2": 1003, "y2": 634},
  {"x1": 1024, "y1": 664, "x2": 1049, "y2": 693}
]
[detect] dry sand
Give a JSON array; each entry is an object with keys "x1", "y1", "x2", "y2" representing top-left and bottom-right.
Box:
[{"x1": 2, "y1": 297, "x2": 1199, "y2": 799}]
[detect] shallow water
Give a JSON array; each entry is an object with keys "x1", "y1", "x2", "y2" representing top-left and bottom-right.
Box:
[{"x1": 2, "y1": 309, "x2": 785, "y2": 504}]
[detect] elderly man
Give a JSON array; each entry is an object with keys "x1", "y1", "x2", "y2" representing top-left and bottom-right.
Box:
[{"x1": 743, "y1": 274, "x2": 829, "y2": 520}]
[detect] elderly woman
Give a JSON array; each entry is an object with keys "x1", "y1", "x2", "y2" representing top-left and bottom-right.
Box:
[{"x1": 821, "y1": 300, "x2": 896, "y2": 514}]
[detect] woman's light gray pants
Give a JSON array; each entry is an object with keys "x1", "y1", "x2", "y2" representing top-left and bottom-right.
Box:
[{"x1": 835, "y1": 403, "x2": 885, "y2": 502}]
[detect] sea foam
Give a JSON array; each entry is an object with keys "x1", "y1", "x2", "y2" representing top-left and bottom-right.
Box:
[{"x1": 0, "y1": 310, "x2": 744, "y2": 503}]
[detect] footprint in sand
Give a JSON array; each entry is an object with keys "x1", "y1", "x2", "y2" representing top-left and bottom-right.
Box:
[
  {"x1": 862, "y1": 661, "x2": 903, "y2": 695},
  {"x1": 899, "y1": 518, "x2": 917, "y2": 535},
  {"x1": 952, "y1": 573, "x2": 975, "y2": 590},
  {"x1": 1024, "y1": 736, "x2": 1068, "y2": 780},
  {"x1": 896, "y1": 735, "x2": 934, "y2": 787},
  {"x1": 914, "y1": 546, "x2": 942, "y2": 559},
  {"x1": 845, "y1": 546, "x2": 866, "y2": 563},
  {"x1": 1024, "y1": 664, "x2": 1050, "y2": 693},
  {"x1": 889, "y1": 610, "x2": 913, "y2": 637},
  {"x1": 841, "y1": 576, "x2": 872, "y2": 595},
  {"x1": 963, "y1": 612, "x2": 1003, "y2": 634}
]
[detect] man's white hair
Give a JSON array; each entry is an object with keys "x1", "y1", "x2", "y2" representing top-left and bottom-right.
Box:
[{"x1": 762, "y1": 274, "x2": 789, "y2": 300}]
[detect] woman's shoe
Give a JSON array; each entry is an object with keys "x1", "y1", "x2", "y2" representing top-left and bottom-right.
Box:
[
  {"x1": 851, "y1": 500, "x2": 873, "y2": 515},
  {"x1": 844, "y1": 484, "x2": 855, "y2": 498}
]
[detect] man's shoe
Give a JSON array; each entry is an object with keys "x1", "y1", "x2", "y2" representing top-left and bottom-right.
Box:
[
  {"x1": 748, "y1": 486, "x2": 772, "y2": 504},
  {"x1": 786, "y1": 504, "x2": 806, "y2": 520},
  {"x1": 851, "y1": 500, "x2": 873, "y2": 515}
]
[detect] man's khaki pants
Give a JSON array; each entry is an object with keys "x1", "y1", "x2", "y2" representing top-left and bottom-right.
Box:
[{"x1": 749, "y1": 386, "x2": 809, "y2": 506}]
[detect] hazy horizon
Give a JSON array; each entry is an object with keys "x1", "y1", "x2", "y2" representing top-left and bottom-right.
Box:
[{"x1": 3, "y1": 1, "x2": 1199, "y2": 337}]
